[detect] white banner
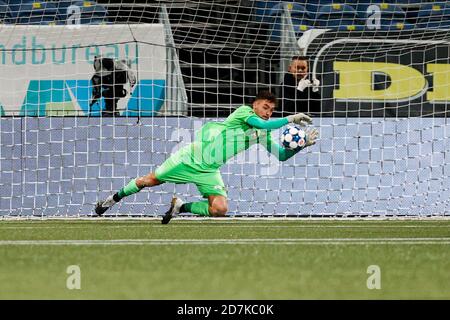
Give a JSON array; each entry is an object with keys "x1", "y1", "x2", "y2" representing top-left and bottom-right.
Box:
[{"x1": 0, "y1": 24, "x2": 166, "y2": 115}]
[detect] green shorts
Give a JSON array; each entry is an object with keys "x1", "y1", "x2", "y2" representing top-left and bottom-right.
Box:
[{"x1": 155, "y1": 153, "x2": 227, "y2": 198}]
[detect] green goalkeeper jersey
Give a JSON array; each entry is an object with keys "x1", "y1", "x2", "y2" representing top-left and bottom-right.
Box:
[{"x1": 177, "y1": 105, "x2": 273, "y2": 172}]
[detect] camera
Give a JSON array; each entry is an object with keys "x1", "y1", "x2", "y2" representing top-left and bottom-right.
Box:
[{"x1": 89, "y1": 56, "x2": 136, "y2": 117}]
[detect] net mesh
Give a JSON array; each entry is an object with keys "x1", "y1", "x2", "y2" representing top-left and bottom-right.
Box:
[{"x1": 0, "y1": 0, "x2": 450, "y2": 217}]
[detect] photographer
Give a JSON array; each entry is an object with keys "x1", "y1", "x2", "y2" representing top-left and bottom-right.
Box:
[{"x1": 278, "y1": 56, "x2": 321, "y2": 117}]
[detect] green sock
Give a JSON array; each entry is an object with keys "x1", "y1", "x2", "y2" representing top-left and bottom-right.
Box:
[
  {"x1": 181, "y1": 201, "x2": 210, "y2": 216},
  {"x1": 117, "y1": 179, "x2": 141, "y2": 199}
]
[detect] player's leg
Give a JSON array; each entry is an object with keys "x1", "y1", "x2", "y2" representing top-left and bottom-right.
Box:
[
  {"x1": 95, "y1": 147, "x2": 191, "y2": 216},
  {"x1": 177, "y1": 195, "x2": 228, "y2": 217},
  {"x1": 208, "y1": 195, "x2": 228, "y2": 217},
  {"x1": 161, "y1": 170, "x2": 227, "y2": 224},
  {"x1": 163, "y1": 195, "x2": 227, "y2": 224},
  {"x1": 95, "y1": 173, "x2": 163, "y2": 216}
]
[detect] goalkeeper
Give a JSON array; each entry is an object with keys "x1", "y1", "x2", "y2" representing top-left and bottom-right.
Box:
[{"x1": 95, "y1": 91, "x2": 319, "y2": 223}]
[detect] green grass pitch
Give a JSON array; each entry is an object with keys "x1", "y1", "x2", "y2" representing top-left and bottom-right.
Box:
[{"x1": 0, "y1": 219, "x2": 449, "y2": 299}]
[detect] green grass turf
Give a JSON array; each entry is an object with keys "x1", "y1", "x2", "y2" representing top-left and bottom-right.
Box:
[{"x1": 0, "y1": 219, "x2": 449, "y2": 299}]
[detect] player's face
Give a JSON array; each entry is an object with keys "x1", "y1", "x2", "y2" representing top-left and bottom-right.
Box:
[
  {"x1": 288, "y1": 59, "x2": 308, "y2": 79},
  {"x1": 253, "y1": 99, "x2": 275, "y2": 120}
]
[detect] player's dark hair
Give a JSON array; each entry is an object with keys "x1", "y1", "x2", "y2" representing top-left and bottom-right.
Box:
[
  {"x1": 291, "y1": 55, "x2": 309, "y2": 61},
  {"x1": 254, "y1": 90, "x2": 277, "y2": 105}
]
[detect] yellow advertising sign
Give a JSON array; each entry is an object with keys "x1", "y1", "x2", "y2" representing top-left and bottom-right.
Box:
[
  {"x1": 334, "y1": 61, "x2": 449, "y2": 102},
  {"x1": 427, "y1": 64, "x2": 450, "y2": 102}
]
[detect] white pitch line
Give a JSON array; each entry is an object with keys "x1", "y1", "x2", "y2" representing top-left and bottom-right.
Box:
[
  {"x1": 0, "y1": 238, "x2": 450, "y2": 246},
  {"x1": 3, "y1": 216, "x2": 450, "y2": 221},
  {"x1": 0, "y1": 225, "x2": 450, "y2": 230}
]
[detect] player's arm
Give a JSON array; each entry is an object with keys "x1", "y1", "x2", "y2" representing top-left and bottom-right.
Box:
[
  {"x1": 246, "y1": 113, "x2": 312, "y2": 130},
  {"x1": 261, "y1": 128, "x2": 319, "y2": 161},
  {"x1": 264, "y1": 137, "x2": 298, "y2": 161}
]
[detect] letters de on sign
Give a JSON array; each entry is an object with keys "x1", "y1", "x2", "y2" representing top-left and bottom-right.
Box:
[{"x1": 333, "y1": 61, "x2": 450, "y2": 103}]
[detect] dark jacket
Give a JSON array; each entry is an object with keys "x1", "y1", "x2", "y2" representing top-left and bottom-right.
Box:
[{"x1": 278, "y1": 73, "x2": 321, "y2": 117}]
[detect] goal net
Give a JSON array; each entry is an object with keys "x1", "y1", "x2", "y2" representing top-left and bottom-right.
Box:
[{"x1": 0, "y1": 0, "x2": 449, "y2": 217}]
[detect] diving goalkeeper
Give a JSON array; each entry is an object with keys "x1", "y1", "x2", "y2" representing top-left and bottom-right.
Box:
[{"x1": 95, "y1": 91, "x2": 319, "y2": 224}]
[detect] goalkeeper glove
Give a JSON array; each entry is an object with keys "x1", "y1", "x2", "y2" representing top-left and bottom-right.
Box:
[
  {"x1": 305, "y1": 128, "x2": 319, "y2": 147},
  {"x1": 287, "y1": 113, "x2": 313, "y2": 126}
]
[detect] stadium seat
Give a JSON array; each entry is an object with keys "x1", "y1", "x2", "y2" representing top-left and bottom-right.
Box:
[
  {"x1": 53, "y1": 0, "x2": 74, "y2": 20},
  {"x1": 355, "y1": 2, "x2": 407, "y2": 18},
  {"x1": 0, "y1": 1, "x2": 11, "y2": 23},
  {"x1": 355, "y1": 2, "x2": 412, "y2": 30},
  {"x1": 315, "y1": 4, "x2": 363, "y2": 30},
  {"x1": 269, "y1": 3, "x2": 313, "y2": 41},
  {"x1": 6, "y1": 0, "x2": 32, "y2": 19},
  {"x1": 379, "y1": 21, "x2": 415, "y2": 30},
  {"x1": 6, "y1": 0, "x2": 108, "y2": 25},
  {"x1": 389, "y1": 0, "x2": 423, "y2": 4},
  {"x1": 335, "y1": 24, "x2": 365, "y2": 31},
  {"x1": 417, "y1": 2, "x2": 450, "y2": 29},
  {"x1": 254, "y1": 0, "x2": 281, "y2": 22},
  {"x1": 292, "y1": 16, "x2": 314, "y2": 34},
  {"x1": 270, "y1": 2, "x2": 307, "y2": 17},
  {"x1": 349, "y1": 0, "x2": 422, "y2": 4},
  {"x1": 303, "y1": 0, "x2": 337, "y2": 16},
  {"x1": 8, "y1": 1, "x2": 59, "y2": 25},
  {"x1": 62, "y1": 1, "x2": 108, "y2": 24}
]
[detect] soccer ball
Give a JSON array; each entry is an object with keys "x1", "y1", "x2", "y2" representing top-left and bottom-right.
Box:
[{"x1": 281, "y1": 125, "x2": 307, "y2": 150}]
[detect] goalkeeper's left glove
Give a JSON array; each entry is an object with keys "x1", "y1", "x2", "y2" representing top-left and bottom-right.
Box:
[{"x1": 287, "y1": 113, "x2": 313, "y2": 126}]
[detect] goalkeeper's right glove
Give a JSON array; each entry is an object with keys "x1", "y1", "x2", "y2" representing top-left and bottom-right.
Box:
[{"x1": 287, "y1": 113, "x2": 313, "y2": 126}]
